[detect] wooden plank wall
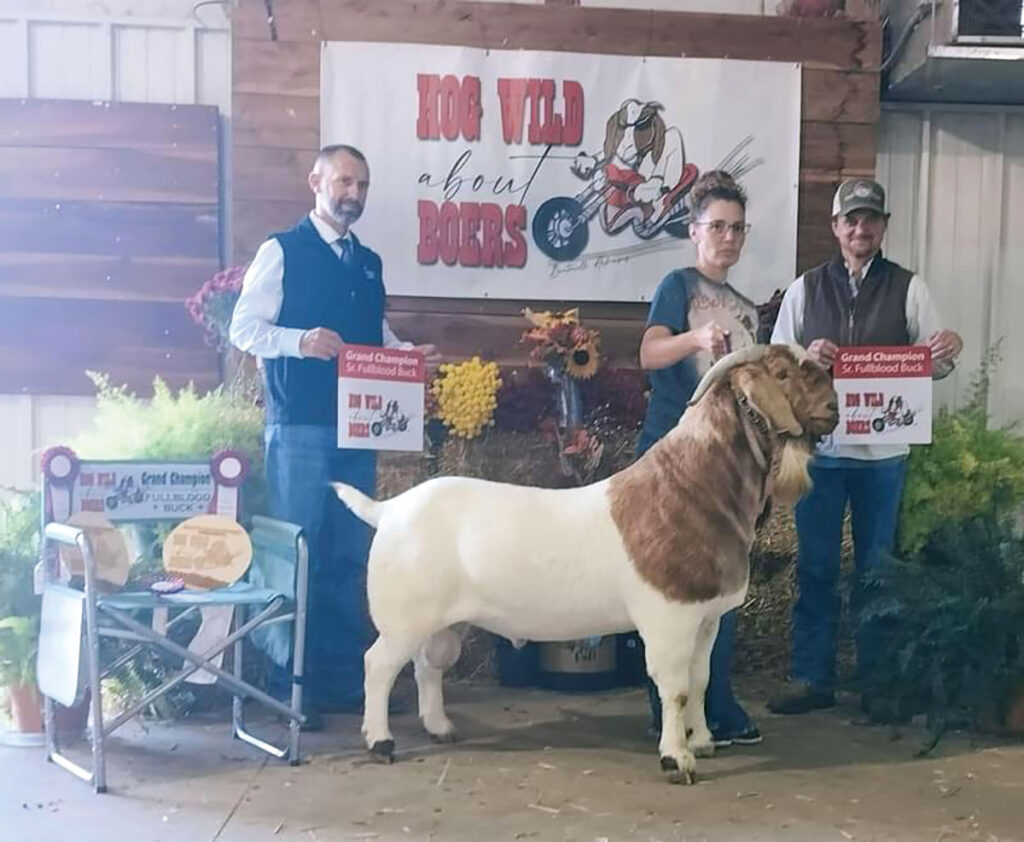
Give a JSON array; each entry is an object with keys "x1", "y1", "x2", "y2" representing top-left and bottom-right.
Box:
[
  {"x1": 232, "y1": 0, "x2": 881, "y2": 366},
  {"x1": 0, "y1": 99, "x2": 222, "y2": 395}
]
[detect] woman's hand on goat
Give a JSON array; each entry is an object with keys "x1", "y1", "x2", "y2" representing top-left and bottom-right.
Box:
[
  {"x1": 693, "y1": 321, "x2": 731, "y2": 359},
  {"x1": 640, "y1": 322, "x2": 731, "y2": 370},
  {"x1": 807, "y1": 338, "x2": 838, "y2": 368}
]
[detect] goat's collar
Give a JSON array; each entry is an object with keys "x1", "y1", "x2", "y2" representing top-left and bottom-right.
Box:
[
  {"x1": 731, "y1": 388, "x2": 771, "y2": 438},
  {"x1": 731, "y1": 387, "x2": 773, "y2": 475}
]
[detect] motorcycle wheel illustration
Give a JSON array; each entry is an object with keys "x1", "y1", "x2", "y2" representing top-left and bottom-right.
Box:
[
  {"x1": 902, "y1": 410, "x2": 915, "y2": 426},
  {"x1": 532, "y1": 196, "x2": 589, "y2": 261},
  {"x1": 371, "y1": 421, "x2": 383, "y2": 437},
  {"x1": 872, "y1": 417, "x2": 886, "y2": 432},
  {"x1": 398, "y1": 418, "x2": 408, "y2": 432},
  {"x1": 105, "y1": 495, "x2": 118, "y2": 510}
]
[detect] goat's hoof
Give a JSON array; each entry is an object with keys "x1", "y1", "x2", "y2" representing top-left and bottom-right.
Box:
[
  {"x1": 423, "y1": 715, "x2": 457, "y2": 743},
  {"x1": 660, "y1": 756, "x2": 697, "y2": 785},
  {"x1": 691, "y1": 742, "x2": 715, "y2": 759},
  {"x1": 368, "y1": 739, "x2": 395, "y2": 764}
]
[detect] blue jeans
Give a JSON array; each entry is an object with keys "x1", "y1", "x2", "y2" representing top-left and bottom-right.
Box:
[
  {"x1": 265, "y1": 424, "x2": 377, "y2": 709},
  {"x1": 790, "y1": 456, "x2": 907, "y2": 690},
  {"x1": 636, "y1": 430, "x2": 753, "y2": 736}
]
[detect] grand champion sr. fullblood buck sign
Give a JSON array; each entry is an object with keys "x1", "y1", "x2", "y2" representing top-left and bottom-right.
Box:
[
  {"x1": 338, "y1": 345, "x2": 426, "y2": 452},
  {"x1": 321, "y1": 42, "x2": 800, "y2": 303},
  {"x1": 833, "y1": 346, "x2": 933, "y2": 445}
]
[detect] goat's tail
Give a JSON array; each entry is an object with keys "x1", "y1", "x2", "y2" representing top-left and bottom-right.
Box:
[{"x1": 330, "y1": 482, "x2": 383, "y2": 527}]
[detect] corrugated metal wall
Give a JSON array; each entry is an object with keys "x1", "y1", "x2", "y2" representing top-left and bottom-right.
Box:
[
  {"x1": 877, "y1": 103, "x2": 1024, "y2": 427},
  {"x1": 0, "y1": 6, "x2": 228, "y2": 490}
]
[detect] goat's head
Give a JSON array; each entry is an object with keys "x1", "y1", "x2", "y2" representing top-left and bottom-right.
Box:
[{"x1": 688, "y1": 344, "x2": 839, "y2": 503}]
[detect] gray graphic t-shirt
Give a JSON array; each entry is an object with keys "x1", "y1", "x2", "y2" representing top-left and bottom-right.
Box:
[{"x1": 641, "y1": 268, "x2": 758, "y2": 443}]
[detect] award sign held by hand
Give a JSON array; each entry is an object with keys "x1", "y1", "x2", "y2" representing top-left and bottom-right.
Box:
[
  {"x1": 338, "y1": 345, "x2": 425, "y2": 452},
  {"x1": 833, "y1": 345, "x2": 933, "y2": 445}
]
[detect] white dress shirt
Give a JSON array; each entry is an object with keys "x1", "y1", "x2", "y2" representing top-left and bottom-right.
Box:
[
  {"x1": 771, "y1": 258, "x2": 953, "y2": 461},
  {"x1": 229, "y1": 212, "x2": 411, "y2": 359}
]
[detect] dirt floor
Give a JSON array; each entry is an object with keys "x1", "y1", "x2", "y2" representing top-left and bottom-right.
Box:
[{"x1": 3, "y1": 680, "x2": 1023, "y2": 842}]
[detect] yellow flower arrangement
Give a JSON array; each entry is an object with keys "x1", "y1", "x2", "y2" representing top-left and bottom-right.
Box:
[{"x1": 429, "y1": 357, "x2": 502, "y2": 439}]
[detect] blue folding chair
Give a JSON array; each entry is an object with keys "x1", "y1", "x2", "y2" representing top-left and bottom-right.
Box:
[{"x1": 35, "y1": 450, "x2": 308, "y2": 793}]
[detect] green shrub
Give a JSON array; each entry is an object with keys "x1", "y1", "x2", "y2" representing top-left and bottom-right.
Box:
[
  {"x1": 899, "y1": 349, "x2": 1024, "y2": 555},
  {"x1": 0, "y1": 493, "x2": 41, "y2": 621},
  {"x1": 0, "y1": 493, "x2": 42, "y2": 691},
  {"x1": 0, "y1": 616, "x2": 38, "y2": 688},
  {"x1": 72, "y1": 373, "x2": 267, "y2": 520}
]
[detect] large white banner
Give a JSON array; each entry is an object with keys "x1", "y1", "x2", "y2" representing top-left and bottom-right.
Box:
[{"x1": 322, "y1": 43, "x2": 801, "y2": 304}]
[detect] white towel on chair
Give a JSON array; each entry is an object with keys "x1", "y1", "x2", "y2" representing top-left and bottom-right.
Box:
[{"x1": 185, "y1": 605, "x2": 234, "y2": 684}]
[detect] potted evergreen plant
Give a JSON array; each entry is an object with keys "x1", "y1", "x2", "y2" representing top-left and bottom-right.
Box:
[{"x1": 0, "y1": 617, "x2": 41, "y2": 736}]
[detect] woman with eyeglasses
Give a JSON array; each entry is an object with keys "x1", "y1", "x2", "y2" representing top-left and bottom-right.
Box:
[{"x1": 634, "y1": 169, "x2": 762, "y2": 749}]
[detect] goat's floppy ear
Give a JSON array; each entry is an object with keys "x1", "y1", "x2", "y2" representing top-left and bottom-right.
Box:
[{"x1": 731, "y1": 366, "x2": 803, "y2": 437}]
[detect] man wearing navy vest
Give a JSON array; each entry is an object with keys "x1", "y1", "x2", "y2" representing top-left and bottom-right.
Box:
[
  {"x1": 230, "y1": 145, "x2": 437, "y2": 729},
  {"x1": 768, "y1": 179, "x2": 962, "y2": 720}
]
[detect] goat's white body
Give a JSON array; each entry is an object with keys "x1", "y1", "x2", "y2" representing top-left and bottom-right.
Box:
[
  {"x1": 361, "y1": 475, "x2": 746, "y2": 642},
  {"x1": 335, "y1": 473, "x2": 748, "y2": 781}
]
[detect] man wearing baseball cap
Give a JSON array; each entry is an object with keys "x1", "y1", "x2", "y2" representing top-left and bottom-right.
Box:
[{"x1": 768, "y1": 178, "x2": 963, "y2": 720}]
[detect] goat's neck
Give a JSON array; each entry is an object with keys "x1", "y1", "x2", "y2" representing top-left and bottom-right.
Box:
[
  {"x1": 695, "y1": 387, "x2": 776, "y2": 512},
  {"x1": 609, "y1": 389, "x2": 770, "y2": 603},
  {"x1": 650, "y1": 389, "x2": 773, "y2": 527}
]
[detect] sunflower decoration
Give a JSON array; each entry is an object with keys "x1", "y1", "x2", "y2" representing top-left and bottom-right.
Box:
[
  {"x1": 521, "y1": 307, "x2": 601, "y2": 380},
  {"x1": 429, "y1": 356, "x2": 502, "y2": 439}
]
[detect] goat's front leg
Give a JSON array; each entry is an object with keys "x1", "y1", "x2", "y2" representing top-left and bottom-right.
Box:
[
  {"x1": 685, "y1": 615, "x2": 719, "y2": 758},
  {"x1": 640, "y1": 614, "x2": 702, "y2": 784}
]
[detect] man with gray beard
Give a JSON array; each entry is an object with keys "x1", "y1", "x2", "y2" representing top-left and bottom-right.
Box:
[{"x1": 231, "y1": 145, "x2": 438, "y2": 729}]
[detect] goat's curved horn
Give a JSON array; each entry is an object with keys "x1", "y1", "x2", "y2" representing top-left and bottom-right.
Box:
[
  {"x1": 786, "y1": 343, "x2": 812, "y2": 362},
  {"x1": 687, "y1": 345, "x2": 770, "y2": 407}
]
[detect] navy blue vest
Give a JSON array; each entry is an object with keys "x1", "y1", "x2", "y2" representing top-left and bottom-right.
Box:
[{"x1": 264, "y1": 216, "x2": 385, "y2": 426}]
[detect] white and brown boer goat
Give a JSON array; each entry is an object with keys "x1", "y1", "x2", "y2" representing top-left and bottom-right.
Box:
[{"x1": 332, "y1": 344, "x2": 838, "y2": 783}]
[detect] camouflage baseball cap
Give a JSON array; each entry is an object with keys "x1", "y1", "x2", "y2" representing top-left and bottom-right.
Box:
[{"x1": 832, "y1": 178, "x2": 888, "y2": 217}]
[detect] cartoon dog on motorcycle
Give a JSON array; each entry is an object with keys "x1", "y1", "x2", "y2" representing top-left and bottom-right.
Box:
[
  {"x1": 573, "y1": 99, "x2": 697, "y2": 236},
  {"x1": 532, "y1": 98, "x2": 758, "y2": 262}
]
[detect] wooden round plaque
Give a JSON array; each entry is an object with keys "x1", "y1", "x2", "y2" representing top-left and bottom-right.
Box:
[{"x1": 162, "y1": 515, "x2": 253, "y2": 590}]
